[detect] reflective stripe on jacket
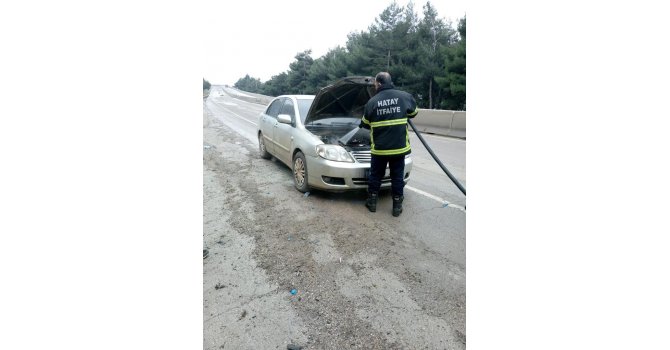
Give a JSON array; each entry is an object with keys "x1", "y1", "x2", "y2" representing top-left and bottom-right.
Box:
[{"x1": 360, "y1": 84, "x2": 418, "y2": 156}]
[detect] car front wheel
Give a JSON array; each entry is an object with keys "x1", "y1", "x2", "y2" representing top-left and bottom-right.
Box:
[{"x1": 292, "y1": 151, "x2": 309, "y2": 193}]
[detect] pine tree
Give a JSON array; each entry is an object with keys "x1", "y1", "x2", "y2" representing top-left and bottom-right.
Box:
[{"x1": 438, "y1": 16, "x2": 466, "y2": 110}]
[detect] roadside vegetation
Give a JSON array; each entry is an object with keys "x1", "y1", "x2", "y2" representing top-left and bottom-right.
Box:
[
  {"x1": 233, "y1": 1, "x2": 465, "y2": 110},
  {"x1": 203, "y1": 78, "x2": 211, "y2": 98}
]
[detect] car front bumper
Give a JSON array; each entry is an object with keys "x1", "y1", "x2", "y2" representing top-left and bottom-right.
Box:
[{"x1": 306, "y1": 155, "x2": 412, "y2": 192}]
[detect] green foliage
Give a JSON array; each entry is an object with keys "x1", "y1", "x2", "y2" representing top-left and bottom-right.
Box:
[
  {"x1": 234, "y1": 74, "x2": 263, "y2": 93},
  {"x1": 231, "y1": 1, "x2": 465, "y2": 110},
  {"x1": 287, "y1": 50, "x2": 314, "y2": 94},
  {"x1": 414, "y1": 2, "x2": 457, "y2": 108},
  {"x1": 437, "y1": 16, "x2": 466, "y2": 110},
  {"x1": 203, "y1": 78, "x2": 211, "y2": 91},
  {"x1": 261, "y1": 72, "x2": 289, "y2": 97}
]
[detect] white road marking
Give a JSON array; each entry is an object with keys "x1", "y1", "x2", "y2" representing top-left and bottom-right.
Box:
[
  {"x1": 223, "y1": 101, "x2": 238, "y2": 106},
  {"x1": 405, "y1": 185, "x2": 466, "y2": 212},
  {"x1": 219, "y1": 106, "x2": 258, "y2": 126}
]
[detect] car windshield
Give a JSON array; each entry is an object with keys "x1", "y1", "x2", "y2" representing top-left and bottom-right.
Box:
[{"x1": 297, "y1": 98, "x2": 314, "y2": 124}]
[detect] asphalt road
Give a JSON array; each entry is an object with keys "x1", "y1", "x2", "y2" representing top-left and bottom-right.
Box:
[{"x1": 203, "y1": 86, "x2": 466, "y2": 349}]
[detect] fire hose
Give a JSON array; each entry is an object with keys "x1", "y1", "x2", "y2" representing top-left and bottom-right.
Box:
[
  {"x1": 407, "y1": 119, "x2": 466, "y2": 196},
  {"x1": 339, "y1": 121, "x2": 466, "y2": 196}
]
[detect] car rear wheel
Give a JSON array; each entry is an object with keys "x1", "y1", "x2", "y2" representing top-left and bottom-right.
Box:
[
  {"x1": 258, "y1": 133, "x2": 271, "y2": 159},
  {"x1": 292, "y1": 151, "x2": 309, "y2": 193}
]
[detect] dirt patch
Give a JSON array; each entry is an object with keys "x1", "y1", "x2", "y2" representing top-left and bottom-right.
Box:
[{"x1": 203, "y1": 107, "x2": 465, "y2": 349}]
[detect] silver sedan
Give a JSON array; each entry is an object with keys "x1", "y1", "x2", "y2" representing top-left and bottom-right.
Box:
[{"x1": 257, "y1": 76, "x2": 412, "y2": 193}]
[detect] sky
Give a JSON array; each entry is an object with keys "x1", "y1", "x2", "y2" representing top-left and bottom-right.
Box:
[
  {"x1": 5, "y1": 1, "x2": 670, "y2": 348},
  {"x1": 203, "y1": 0, "x2": 466, "y2": 85}
]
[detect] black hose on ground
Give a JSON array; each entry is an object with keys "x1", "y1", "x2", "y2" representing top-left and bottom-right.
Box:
[{"x1": 408, "y1": 119, "x2": 466, "y2": 196}]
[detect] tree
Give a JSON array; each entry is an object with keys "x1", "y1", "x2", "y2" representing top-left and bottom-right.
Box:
[
  {"x1": 234, "y1": 74, "x2": 263, "y2": 93},
  {"x1": 306, "y1": 46, "x2": 351, "y2": 92},
  {"x1": 415, "y1": 1, "x2": 456, "y2": 108},
  {"x1": 437, "y1": 16, "x2": 466, "y2": 110},
  {"x1": 370, "y1": 2, "x2": 405, "y2": 71},
  {"x1": 262, "y1": 72, "x2": 289, "y2": 97},
  {"x1": 203, "y1": 78, "x2": 211, "y2": 91},
  {"x1": 287, "y1": 50, "x2": 314, "y2": 94},
  {"x1": 305, "y1": 56, "x2": 329, "y2": 93},
  {"x1": 231, "y1": 2, "x2": 465, "y2": 109},
  {"x1": 344, "y1": 31, "x2": 377, "y2": 76},
  {"x1": 389, "y1": 1, "x2": 422, "y2": 92}
]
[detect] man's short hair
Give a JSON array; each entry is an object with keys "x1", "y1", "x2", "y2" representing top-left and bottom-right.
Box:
[{"x1": 375, "y1": 72, "x2": 393, "y2": 85}]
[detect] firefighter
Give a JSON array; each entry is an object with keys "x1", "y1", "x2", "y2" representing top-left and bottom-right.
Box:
[{"x1": 360, "y1": 72, "x2": 418, "y2": 217}]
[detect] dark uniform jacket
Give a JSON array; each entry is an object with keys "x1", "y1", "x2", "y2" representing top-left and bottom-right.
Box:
[{"x1": 360, "y1": 83, "x2": 418, "y2": 156}]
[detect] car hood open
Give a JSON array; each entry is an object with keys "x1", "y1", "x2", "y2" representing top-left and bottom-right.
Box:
[{"x1": 304, "y1": 76, "x2": 376, "y2": 124}]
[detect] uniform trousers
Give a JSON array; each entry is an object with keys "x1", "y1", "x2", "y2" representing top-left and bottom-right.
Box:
[{"x1": 368, "y1": 154, "x2": 405, "y2": 197}]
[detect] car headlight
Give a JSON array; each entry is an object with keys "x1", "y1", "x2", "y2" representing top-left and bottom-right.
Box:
[{"x1": 315, "y1": 144, "x2": 354, "y2": 163}]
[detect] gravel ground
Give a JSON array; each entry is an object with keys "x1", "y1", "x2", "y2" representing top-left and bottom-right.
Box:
[{"x1": 203, "y1": 108, "x2": 465, "y2": 349}]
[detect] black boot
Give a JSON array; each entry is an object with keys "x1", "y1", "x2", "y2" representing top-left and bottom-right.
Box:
[
  {"x1": 365, "y1": 192, "x2": 378, "y2": 212},
  {"x1": 392, "y1": 195, "x2": 404, "y2": 217}
]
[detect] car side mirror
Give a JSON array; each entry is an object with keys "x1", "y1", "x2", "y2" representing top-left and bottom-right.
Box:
[{"x1": 277, "y1": 114, "x2": 292, "y2": 125}]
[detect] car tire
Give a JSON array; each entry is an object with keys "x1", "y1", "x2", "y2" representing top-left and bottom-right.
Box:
[
  {"x1": 258, "y1": 133, "x2": 271, "y2": 159},
  {"x1": 292, "y1": 151, "x2": 309, "y2": 193}
]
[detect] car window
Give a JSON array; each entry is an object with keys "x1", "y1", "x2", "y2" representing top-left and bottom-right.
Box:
[
  {"x1": 281, "y1": 99, "x2": 296, "y2": 120},
  {"x1": 297, "y1": 98, "x2": 314, "y2": 124},
  {"x1": 265, "y1": 99, "x2": 283, "y2": 118}
]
